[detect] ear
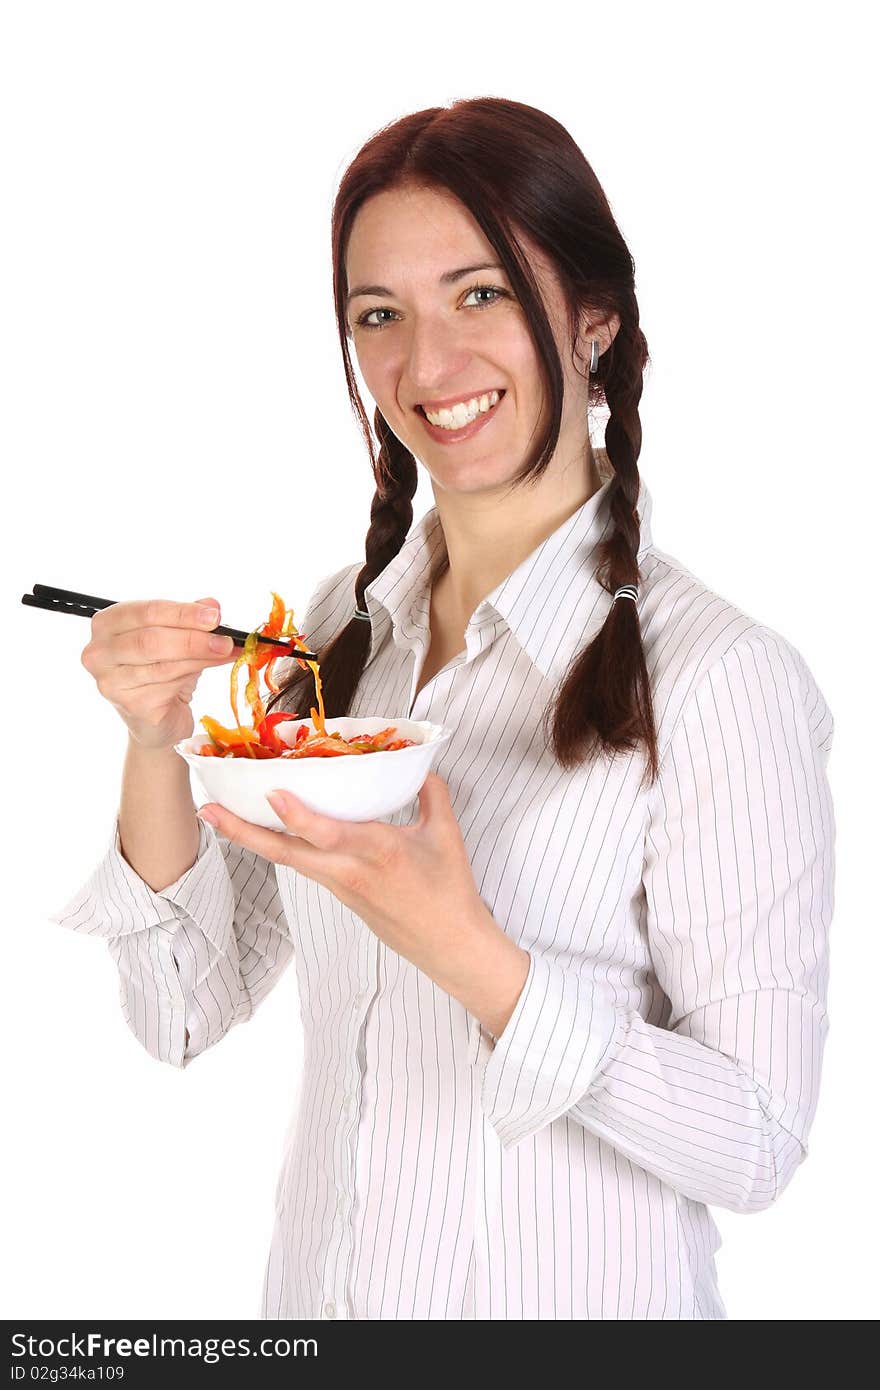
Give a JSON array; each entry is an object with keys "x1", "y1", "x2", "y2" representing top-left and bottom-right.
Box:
[{"x1": 575, "y1": 310, "x2": 622, "y2": 372}]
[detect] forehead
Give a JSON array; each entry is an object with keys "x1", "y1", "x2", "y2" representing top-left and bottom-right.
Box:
[{"x1": 346, "y1": 185, "x2": 492, "y2": 276}]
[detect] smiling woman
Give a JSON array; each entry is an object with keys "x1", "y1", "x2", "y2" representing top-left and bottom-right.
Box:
[
  {"x1": 268, "y1": 104, "x2": 653, "y2": 787},
  {"x1": 49, "y1": 95, "x2": 836, "y2": 1325}
]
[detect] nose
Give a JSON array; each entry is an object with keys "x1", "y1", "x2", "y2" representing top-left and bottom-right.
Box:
[{"x1": 405, "y1": 315, "x2": 475, "y2": 405}]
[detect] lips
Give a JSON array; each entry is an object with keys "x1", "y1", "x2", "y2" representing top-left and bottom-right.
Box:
[
  {"x1": 416, "y1": 388, "x2": 506, "y2": 443},
  {"x1": 415, "y1": 389, "x2": 505, "y2": 419}
]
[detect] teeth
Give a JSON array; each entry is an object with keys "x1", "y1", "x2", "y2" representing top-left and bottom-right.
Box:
[{"x1": 424, "y1": 389, "x2": 501, "y2": 429}]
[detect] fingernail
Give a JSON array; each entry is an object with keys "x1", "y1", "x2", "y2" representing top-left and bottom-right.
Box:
[
  {"x1": 197, "y1": 807, "x2": 218, "y2": 825},
  {"x1": 198, "y1": 605, "x2": 220, "y2": 626},
  {"x1": 266, "y1": 790, "x2": 288, "y2": 810}
]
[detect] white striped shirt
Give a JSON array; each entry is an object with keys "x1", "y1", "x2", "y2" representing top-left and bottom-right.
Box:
[{"x1": 49, "y1": 474, "x2": 836, "y2": 1320}]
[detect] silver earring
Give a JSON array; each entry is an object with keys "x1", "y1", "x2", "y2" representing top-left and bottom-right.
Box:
[{"x1": 589, "y1": 339, "x2": 599, "y2": 374}]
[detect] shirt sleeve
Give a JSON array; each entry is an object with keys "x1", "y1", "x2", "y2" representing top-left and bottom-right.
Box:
[
  {"x1": 480, "y1": 628, "x2": 836, "y2": 1214},
  {"x1": 43, "y1": 559, "x2": 365, "y2": 1068},
  {"x1": 48, "y1": 812, "x2": 295, "y2": 1069}
]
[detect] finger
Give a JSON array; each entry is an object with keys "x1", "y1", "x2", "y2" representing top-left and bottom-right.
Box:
[
  {"x1": 86, "y1": 621, "x2": 235, "y2": 679},
  {"x1": 264, "y1": 788, "x2": 384, "y2": 855},
  {"x1": 115, "y1": 620, "x2": 233, "y2": 666},
  {"x1": 196, "y1": 800, "x2": 357, "y2": 887},
  {"x1": 415, "y1": 772, "x2": 453, "y2": 826},
  {"x1": 110, "y1": 648, "x2": 237, "y2": 687},
  {"x1": 92, "y1": 597, "x2": 221, "y2": 640}
]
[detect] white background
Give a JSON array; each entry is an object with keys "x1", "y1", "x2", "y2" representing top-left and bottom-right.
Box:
[{"x1": 2, "y1": 0, "x2": 875, "y2": 1321}]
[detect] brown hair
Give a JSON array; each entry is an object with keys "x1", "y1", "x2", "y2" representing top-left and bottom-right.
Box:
[{"x1": 266, "y1": 97, "x2": 659, "y2": 788}]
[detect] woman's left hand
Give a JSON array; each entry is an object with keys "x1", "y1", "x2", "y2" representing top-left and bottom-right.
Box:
[{"x1": 196, "y1": 772, "x2": 503, "y2": 994}]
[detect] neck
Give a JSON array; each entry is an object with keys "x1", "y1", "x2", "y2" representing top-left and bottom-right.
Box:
[{"x1": 429, "y1": 447, "x2": 605, "y2": 624}]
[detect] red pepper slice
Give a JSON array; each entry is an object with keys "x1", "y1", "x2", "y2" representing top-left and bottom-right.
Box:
[{"x1": 256, "y1": 710, "x2": 300, "y2": 754}]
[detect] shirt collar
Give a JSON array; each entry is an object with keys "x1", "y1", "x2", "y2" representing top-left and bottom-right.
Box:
[{"x1": 364, "y1": 474, "x2": 654, "y2": 688}]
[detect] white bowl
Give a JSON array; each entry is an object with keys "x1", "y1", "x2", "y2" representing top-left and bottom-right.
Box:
[{"x1": 174, "y1": 715, "x2": 452, "y2": 828}]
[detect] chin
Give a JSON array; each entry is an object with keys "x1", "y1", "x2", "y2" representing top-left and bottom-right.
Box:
[{"x1": 424, "y1": 457, "x2": 522, "y2": 496}]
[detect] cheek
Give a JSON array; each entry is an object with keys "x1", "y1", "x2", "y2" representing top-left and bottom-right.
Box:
[
  {"x1": 355, "y1": 347, "x2": 403, "y2": 408},
  {"x1": 513, "y1": 334, "x2": 542, "y2": 374},
  {"x1": 495, "y1": 327, "x2": 541, "y2": 393}
]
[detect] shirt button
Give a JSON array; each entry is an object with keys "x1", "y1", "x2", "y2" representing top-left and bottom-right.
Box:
[{"x1": 323, "y1": 1300, "x2": 337, "y2": 1319}]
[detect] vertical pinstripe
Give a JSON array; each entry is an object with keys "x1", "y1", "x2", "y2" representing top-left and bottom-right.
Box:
[{"x1": 49, "y1": 476, "x2": 835, "y2": 1319}]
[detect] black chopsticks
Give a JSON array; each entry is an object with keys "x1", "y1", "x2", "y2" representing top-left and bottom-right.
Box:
[{"x1": 21, "y1": 584, "x2": 319, "y2": 661}]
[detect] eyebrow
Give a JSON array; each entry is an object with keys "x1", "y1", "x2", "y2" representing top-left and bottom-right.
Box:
[{"x1": 346, "y1": 262, "x2": 505, "y2": 306}]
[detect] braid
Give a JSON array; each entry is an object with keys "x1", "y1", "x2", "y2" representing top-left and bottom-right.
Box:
[
  {"x1": 597, "y1": 322, "x2": 643, "y2": 595},
  {"x1": 547, "y1": 313, "x2": 659, "y2": 789},
  {"x1": 264, "y1": 410, "x2": 417, "y2": 720},
  {"x1": 354, "y1": 412, "x2": 420, "y2": 612}
]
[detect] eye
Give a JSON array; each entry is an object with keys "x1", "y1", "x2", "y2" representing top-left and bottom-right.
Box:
[
  {"x1": 353, "y1": 283, "x2": 510, "y2": 332},
  {"x1": 461, "y1": 284, "x2": 507, "y2": 310},
  {"x1": 355, "y1": 306, "x2": 396, "y2": 331}
]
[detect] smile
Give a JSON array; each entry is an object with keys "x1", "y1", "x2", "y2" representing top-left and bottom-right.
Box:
[{"x1": 416, "y1": 390, "x2": 505, "y2": 444}]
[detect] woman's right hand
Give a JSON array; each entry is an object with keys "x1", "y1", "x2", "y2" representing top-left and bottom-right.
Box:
[{"x1": 80, "y1": 596, "x2": 239, "y2": 751}]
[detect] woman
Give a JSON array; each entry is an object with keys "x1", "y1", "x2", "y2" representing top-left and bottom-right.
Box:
[{"x1": 51, "y1": 97, "x2": 836, "y2": 1320}]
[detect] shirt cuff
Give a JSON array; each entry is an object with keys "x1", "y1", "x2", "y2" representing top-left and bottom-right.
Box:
[
  {"x1": 48, "y1": 811, "x2": 233, "y2": 954},
  {"x1": 480, "y1": 950, "x2": 624, "y2": 1151}
]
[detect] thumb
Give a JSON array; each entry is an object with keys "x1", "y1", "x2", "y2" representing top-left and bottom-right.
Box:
[{"x1": 417, "y1": 771, "x2": 451, "y2": 818}]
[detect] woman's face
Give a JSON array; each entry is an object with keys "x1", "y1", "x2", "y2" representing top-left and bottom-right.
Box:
[{"x1": 345, "y1": 183, "x2": 605, "y2": 498}]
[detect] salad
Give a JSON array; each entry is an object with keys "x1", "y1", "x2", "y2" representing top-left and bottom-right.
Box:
[{"x1": 197, "y1": 590, "x2": 417, "y2": 760}]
